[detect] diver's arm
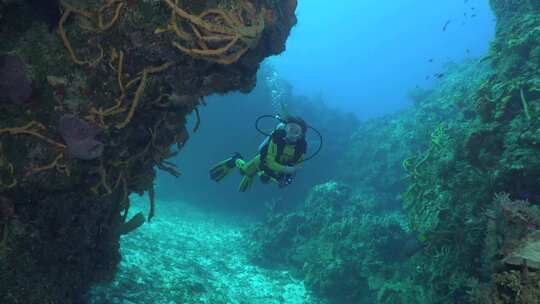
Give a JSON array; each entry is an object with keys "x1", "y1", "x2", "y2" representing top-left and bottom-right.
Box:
[{"x1": 282, "y1": 154, "x2": 304, "y2": 174}]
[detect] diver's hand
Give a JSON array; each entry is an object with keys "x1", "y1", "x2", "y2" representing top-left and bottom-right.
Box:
[{"x1": 282, "y1": 165, "x2": 300, "y2": 175}]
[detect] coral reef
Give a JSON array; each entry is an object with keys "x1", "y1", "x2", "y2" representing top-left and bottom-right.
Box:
[
  {"x1": 0, "y1": 0, "x2": 296, "y2": 302},
  {"x1": 400, "y1": 1, "x2": 540, "y2": 302},
  {"x1": 248, "y1": 181, "x2": 417, "y2": 303}
]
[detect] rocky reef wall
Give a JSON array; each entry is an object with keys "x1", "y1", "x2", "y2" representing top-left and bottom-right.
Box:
[{"x1": 0, "y1": 0, "x2": 297, "y2": 302}]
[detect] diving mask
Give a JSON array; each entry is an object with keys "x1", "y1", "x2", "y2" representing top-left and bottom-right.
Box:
[{"x1": 284, "y1": 123, "x2": 302, "y2": 143}]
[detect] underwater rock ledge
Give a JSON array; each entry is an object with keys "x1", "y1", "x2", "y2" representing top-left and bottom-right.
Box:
[{"x1": 0, "y1": 0, "x2": 297, "y2": 302}]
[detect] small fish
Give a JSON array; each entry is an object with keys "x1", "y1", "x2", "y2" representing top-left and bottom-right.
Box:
[
  {"x1": 443, "y1": 20, "x2": 451, "y2": 31},
  {"x1": 435, "y1": 73, "x2": 445, "y2": 79},
  {"x1": 428, "y1": 58, "x2": 434, "y2": 62},
  {"x1": 466, "y1": 49, "x2": 470, "y2": 54},
  {"x1": 425, "y1": 75, "x2": 431, "y2": 80},
  {"x1": 471, "y1": 14, "x2": 477, "y2": 18}
]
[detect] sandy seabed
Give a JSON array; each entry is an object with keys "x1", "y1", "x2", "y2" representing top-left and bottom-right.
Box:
[{"x1": 88, "y1": 195, "x2": 321, "y2": 304}]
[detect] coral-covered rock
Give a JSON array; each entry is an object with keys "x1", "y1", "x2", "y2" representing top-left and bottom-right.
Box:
[
  {"x1": 248, "y1": 182, "x2": 413, "y2": 303},
  {"x1": 492, "y1": 269, "x2": 540, "y2": 304}
]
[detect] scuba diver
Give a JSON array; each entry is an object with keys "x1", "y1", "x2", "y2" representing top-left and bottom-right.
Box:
[{"x1": 209, "y1": 110, "x2": 322, "y2": 192}]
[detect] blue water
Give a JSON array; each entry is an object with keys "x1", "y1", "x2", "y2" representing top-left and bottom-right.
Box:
[{"x1": 270, "y1": 0, "x2": 495, "y2": 119}]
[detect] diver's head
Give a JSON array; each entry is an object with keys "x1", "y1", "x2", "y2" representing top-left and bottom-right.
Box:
[{"x1": 283, "y1": 116, "x2": 307, "y2": 143}]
